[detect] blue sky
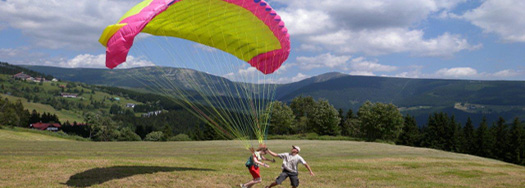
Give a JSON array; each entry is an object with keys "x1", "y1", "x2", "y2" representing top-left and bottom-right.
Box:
[{"x1": 1, "y1": 0, "x2": 525, "y2": 83}]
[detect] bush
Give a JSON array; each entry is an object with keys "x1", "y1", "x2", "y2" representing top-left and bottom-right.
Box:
[
  {"x1": 168, "y1": 134, "x2": 192, "y2": 141},
  {"x1": 267, "y1": 134, "x2": 302, "y2": 140},
  {"x1": 144, "y1": 131, "x2": 164, "y2": 141},
  {"x1": 267, "y1": 134, "x2": 360, "y2": 141},
  {"x1": 56, "y1": 130, "x2": 69, "y2": 137},
  {"x1": 118, "y1": 127, "x2": 141, "y2": 141},
  {"x1": 305, "y1": 132, "x2": 319, "y2": 140}
]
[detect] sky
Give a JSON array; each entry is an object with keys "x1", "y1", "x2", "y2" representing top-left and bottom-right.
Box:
[{"x1": 1, "y1": 0, "x2": 525, "y2": 83}]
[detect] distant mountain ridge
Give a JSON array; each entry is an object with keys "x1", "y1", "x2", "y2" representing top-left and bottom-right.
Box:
[{"x1": 25, "y1": 65, "x2": 525, "y2": 126}]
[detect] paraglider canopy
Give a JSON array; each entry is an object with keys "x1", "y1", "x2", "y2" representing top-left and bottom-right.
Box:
[{"x1": 99, "y1": 0, "x2": 290, "y2": 74}]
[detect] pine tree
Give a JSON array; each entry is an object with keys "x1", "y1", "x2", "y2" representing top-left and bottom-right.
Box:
[
  {"x1": 396, "y1": 115, "x2": 420, "y2": 146},
  {"x1": 447, "y1": 115, "x2": 462, "y2": 152},
  {"x1": 29, "y1": 110, "x2": 41, "y2": 124},
  {"x1": 340, "y1": 109, "x2": 356, "y2": 136},
  {"x1": 162, "y1": 123, "x2": 174, "y2": 141},
  {"x1": 422, "y1": 113, "x2": 448, "y2": 150},
  {"x1": 462, "y1": 117, "x2": 476, "y2": 154},
  {"x1": 509, "y1": 117, "x2": 523, "y2": 164},
  {"x1": 338, "y1": 108, "x2": 345, "y2": 135},
  {"x1": 492, "y1": 117, "x2": 509, "y2": 161},
  {"x1": 475, "y1": 117, "x2": 493, "y2": 157}
]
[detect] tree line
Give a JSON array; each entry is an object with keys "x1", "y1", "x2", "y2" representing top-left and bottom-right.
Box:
[
  {"x1": 3, "y1": 84, "x2": 524, "y2": 166},
  {"x1": 0, "y1": 62, "x2": 53, "y2": 80},
  {"x1": 0, "y1": 98, "x2": 30, "y2": 128},
  {"x1": 268, "y1": 96, "x2": 524, "y2": 166},
  {"x1": 398, "y1": 114, "x2": 525, "y2": 166}
]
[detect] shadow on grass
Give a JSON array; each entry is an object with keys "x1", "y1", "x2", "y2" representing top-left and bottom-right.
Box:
[{"x1": 64, "y1": 165, "x2": 214, "y2": 187}]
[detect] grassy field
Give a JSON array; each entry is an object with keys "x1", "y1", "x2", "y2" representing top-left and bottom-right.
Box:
[
  {"x1": 1, "y1": 130, "x2": 525, "y2": 187},
  {"x1": 0, "y1": 127, "x2": 71, "y2": 141}
]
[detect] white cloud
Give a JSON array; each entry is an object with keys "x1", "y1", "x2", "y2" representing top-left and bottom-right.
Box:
[
  {"x1": 394, "y1": 66, "x2": 523, "y2": 80},
  {"x1": 0, "y1": 48, "x2": 25, "y2": 58},
  {"x1": 222, "y1": 67, "x2": 262, "y2": 82},
  {"x1": 0, "y1": 0, "x2": 139, "y2": 50},
  {"x1": 274, "y1": 63, "x2": 294, "y2": 75},
  {"x1": 349, "y1": 71, "x2": 375, "y2": 76},
  {"x1": 264, "y1": 73, "x2": 312, "y2": 84},
  {"x1": 431, "y1": 67, "x2": 525, "y2": 79},
  {"x1": 435, "y1": 67, "x2": 478, "y2": 77},
  {"x1": 0, "y1": 47, "x2": 47, "y2": 64},
  {"x1": 278, "y1": 9, "x2": 334, "y2": 35},
  {"x1": 296, "y1": 53, "x2": 351, "y2": 70},
  {"x1": 193, "y1": 44, "x2": 218, "y2": 52},
  {"x1": 295, "y1": 53, "x2": 397, "y2": 74},
  {"x1": 350, "y1": 57, "x2": 397, "y2": 72},
  {"x1": 277, "y1": 0, "x2": 466, "y2": 30},
  {"x1": 2, "y1": 48, "x2": 153, "y2": 69},
  {"x1": 298, "y1": 44, "x2": 323, "y2": 52},
  {"x1": 492, "y1": 69, "x2": 520, "y2": 78},
  {"x1": 223, "y1": 72, "x2": 235, "y2": 79},
  {"x1": 275, "y1": 0, "x2": 475, "y2": 57},
  {"x1": 47, "y1": 54, "x2": 154, "y2": 69},
  {"x1": 238, "y1": 67, "x2": 258, "y2": 77},
  {"x1": 462, "y1": 0, "x2": 525, "y2": 42},
  {"x1": 289, "y1": 73, "x2": 310, "y2": 82},
  {"x1": 306, "y1": 28, "x2": 480, "y2": 57},
  {"x1": 394, "y1": 65, "x2": 424, "y2": 78}
]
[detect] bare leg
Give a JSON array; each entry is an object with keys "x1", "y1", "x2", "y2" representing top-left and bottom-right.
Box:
[
  {"x1": 266, "y1": 181, "x2": 279, "y2": 188},
  {"x1": 244, "y1": 178, "x2": 261, "y2": 188}
]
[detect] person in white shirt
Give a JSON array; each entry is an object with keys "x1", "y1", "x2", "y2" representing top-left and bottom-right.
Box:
[{"x1": 265, "y1": 145, "x2": 314, "y2": 188}]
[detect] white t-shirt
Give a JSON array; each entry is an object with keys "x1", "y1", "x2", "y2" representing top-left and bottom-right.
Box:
[
  {"x1": 278, "y1": 153, "x2": 307, "y2": 173},
  {"x1": 254, "y1": 151, "x2": 262, "y2": 161}
]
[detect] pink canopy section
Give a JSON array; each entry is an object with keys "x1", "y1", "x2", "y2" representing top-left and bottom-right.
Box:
[{"x1": 103, "y1": 0, "x2": 290, "y2": 75}]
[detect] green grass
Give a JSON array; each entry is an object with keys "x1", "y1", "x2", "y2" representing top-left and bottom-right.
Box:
[
  {"x1": 1, "y1": 75, "x2": 144, "y2": 122},
  {"x1": 0, "y1": 127, "x2": 89, "y2": 141},
  {"x1": 1, "y1": 134, "x2": 525, "y2": 187},
  {"x1": 0, "y1": 94, "x2": 84, "y2": 122}
]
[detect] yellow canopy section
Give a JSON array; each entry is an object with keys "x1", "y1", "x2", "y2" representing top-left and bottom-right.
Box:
[
  {"x1": 118, "y1": 0, "x2": 155, "y2": 23},
  {"x1": 142, "y1": 0, "x2": 282, "y2": 62},
  {"x1": 99, "y1": 23, "x2": 127, "y2": 47}
]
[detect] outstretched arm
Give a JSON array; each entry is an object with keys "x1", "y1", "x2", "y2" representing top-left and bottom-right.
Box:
[
  {"x1": 266, "y1": 149, "x2": 279, "y2": 157},
  {"x1": 253, "y1": 155, "x2": 269, "y2": 167},
  {"x1": 261, "y1": 155, "x2": 276, "y2": 163},
  {"x1": 304, "y1": 163, "x2": 315, "y2": 176}
]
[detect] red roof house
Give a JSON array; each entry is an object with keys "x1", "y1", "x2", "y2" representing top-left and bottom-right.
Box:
[
  {"x1": 30, "y1": 122, "x2": 61, "y2": 131},
  {"x1": 13, "y1": 72, "x2": 32, "y2": 80}
]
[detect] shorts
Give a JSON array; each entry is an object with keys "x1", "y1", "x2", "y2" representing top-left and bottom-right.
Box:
[
  {"x1": 248, "y1": 165, "x2": 260, "y2": 179},
  {"x1": 275, "y1": 170, "x2": 299, "y2": 187}
]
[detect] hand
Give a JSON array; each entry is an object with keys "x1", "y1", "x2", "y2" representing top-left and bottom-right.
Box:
[
  {"x1": 263, "y1": 163, "x2": 270, "y2": 168},
  {"x1": 271, "y1": 158, "x2": 276, "y2": 163},
  {"x1": 310, "y1": 171, "x2": 315, "y2": 176}
]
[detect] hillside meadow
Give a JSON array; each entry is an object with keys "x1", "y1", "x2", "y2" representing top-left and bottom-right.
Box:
[
  {"x1": 1, "y1": 128, "x2": 524, "y2": 188},
  {"x1": 0, "y1": 94, "x2": 84, "y2": 123},
  {"x1": 1, "y1": 73, "x2": 143, "y2": 123}
]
